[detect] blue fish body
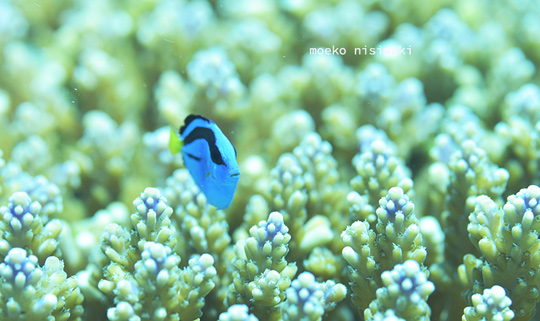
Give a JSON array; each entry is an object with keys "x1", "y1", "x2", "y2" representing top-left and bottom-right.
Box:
[{"x1": 171, "y1": 115, "x2": 240, "y2": 209}]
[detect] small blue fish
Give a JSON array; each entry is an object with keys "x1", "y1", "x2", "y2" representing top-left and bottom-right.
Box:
[{"x1": 169, "y1": 114, "x2": 240, "y2": 209}]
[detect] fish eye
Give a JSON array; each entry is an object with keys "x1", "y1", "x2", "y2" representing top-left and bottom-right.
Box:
[{"x1": 210, "y1": 145, "x2": 225, "y2": 165}]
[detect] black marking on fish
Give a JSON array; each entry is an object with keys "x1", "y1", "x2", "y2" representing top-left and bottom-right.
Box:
[
  {"x1": 186, "y1": 153, "x2": 202, "y2": 162},
  {"x1": 180, "y1": 114, "x2": 210, "y2": 135},
  {"x1": 183, "y1": 127, "x2": 225, "y2": 165}
]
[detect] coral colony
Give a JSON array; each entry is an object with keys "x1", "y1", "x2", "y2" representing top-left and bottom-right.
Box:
[{"x1": 1, "y1": 0, "x2": 540, "y2": 320}]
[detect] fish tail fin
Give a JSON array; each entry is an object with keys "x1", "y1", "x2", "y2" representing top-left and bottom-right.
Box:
[{"x1": 169, "y1": 126, "x2": 183, "y2": 154}]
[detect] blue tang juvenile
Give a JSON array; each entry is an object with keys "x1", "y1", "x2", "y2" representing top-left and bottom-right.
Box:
[{"x1": 169, "y1": 114, "x2": 240, "y2": 209}]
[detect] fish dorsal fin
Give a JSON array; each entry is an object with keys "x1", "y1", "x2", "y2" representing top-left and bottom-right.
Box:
[{"x1": 180, "y1": 114, "x2": 211, "y2": 135}]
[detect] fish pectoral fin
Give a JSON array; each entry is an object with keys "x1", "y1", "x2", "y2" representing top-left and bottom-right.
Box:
[
  {"x1": 168, "y1": 126, "x2": 183, "y2": 154},
  {"x1": 206, "y1": 171, "x2": 210, "y2": 178}
]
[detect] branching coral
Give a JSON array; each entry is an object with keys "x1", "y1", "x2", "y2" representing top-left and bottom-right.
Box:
[
  {"x1": 160, "y1": 169, "x2": 231, "y2": 318},
  {"x1": 106, "y1": 243, "x2": 216, "y2": 321},
  {"x1": 2, "y1": 0, "x2": 540, "y2": 320},
  {"x1": 290, "y1": 133, "x2": 348, "y2": 255},
  {"x1": 242, "y1": 132, "x2": 346, "y2": 264},
  {"x1": 0, "y1": 156, "x2": 64, "y2": 222},
  {"x1": 496, "y1": 83, "x2": 540, "y2": 190},
  {"x1": 443, "y1": 139, "x2": 509, "y2": 268},
  {"x1": 424, "y1": 138, "x2": 510, "y2": 320},
  {"x1": 161, "y1": 169, "x2": 230, "y2": 264},
  {"x1": 300, "y1": 54, "x2": 355, "y2": 115},
  {"x1": 281, "y1": 271, "x2": 347, "y2": 321},
  {"x1": 74, "y1": 110, "x2": 139, "y2": 214},
  {"x1": 219, "y1": 304, "x2": 259, "y2": 321},
  {"x1": 228, "y1": 211, "x2": 297, "y2": 319},
  {"x1": 342, "y1": 187, "x2": 426, "y2": 312},
  {"x1": 0, "y1": 247, "x2": 83, "y2": 320},
  {"x1": 459, "y1": 185, "x2": 540, "y2": 321},
  {"x1": 82, "y1": 187, "x2": 216, "y2": 321},
  {"x1": 364, "y1": 260, "x2": 435, "y2": 321},
  {"x1": 186, "y1": 47, "x2": 246, "y2": 116},
  {"x1": 10, "y1": 135, "x2": 52, "y2": 176},
  {"x1": 303, "y1": 247, "x2": 343, "y2": 281},
  {"x1": 349, "y1": 139, "x2": 413, "y2": 225},
  {"x1": 0, "y1": 192, "x2": 62, "y2": 264},
  {"x1": 462, "y1": 285, "x2": 514, "y2": 321},
  {"x1": 485, "y1": 48, "x2": 535, "y2": 109},
  {"x1": 152, "y1": 71, "x2": 194, "y2": 130}
]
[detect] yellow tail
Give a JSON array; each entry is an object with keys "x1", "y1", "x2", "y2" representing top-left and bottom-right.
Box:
[{"x1": 169, "y1": 126, "x2": 183, "y2": 154}]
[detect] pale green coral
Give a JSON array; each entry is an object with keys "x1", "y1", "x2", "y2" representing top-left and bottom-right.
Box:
[
  {"x1": 349, "y1": 139, "x2": 413, "y2": 225},
  {"x1": 0, "y1": 192, "x2": 62, "y2": 264},
  {"x1": 496, "y1": 83, "x2": 540, "y2": 191},
  {"x1": 459, "y1": 186, "x2": 540, "y2": 321},
  {"x1": 10, "y1": 135, "x2": 52, "y2": 175},
  {"x1": 1, "y1": 0, "x2": 540, "y2": 320},
  {"x1": 84, "y1": 187, "x2": 215, "y2": 321},
  {"x1": 427, "y1": 138, "x2": 510, "y2": 319},
  {"x1": 219, "y1": 304, "x2": 259, "y2": 321},
  {"x1": 281, "y1": 271, "x2": 347, "y2": 321},
  {"x1": 242, "y1": 132, "x2": 346, "y2": 265},
  {"x1": 108, "y1": 244, "x2": 205, "y2": 319},
  {"x1": 443, "y1": 140, "x2": 509, "y2": 266},
  {"x1": 462, "y1": 285, "x2": 514, "y2": 321},
  {"x1": 364, "y1": 260, "x2": 434, "y2": 321},
  {"x1": 160, "y1": 168, "x2": 232, "y2": 318},
  {"x1": 0, "y1": 158, "x2": 64, "y2": 222},
  {"x1": 161, "y1": 169, "x2": 230, "y2": 263},
  {"x1": 303, "y1": 247, "x2": 343, "y2": 281},
  {"x1": 342, "y1": 187, "x2": 426, "y2": 312},
  {"x1": 228, "y1": 211, "x2": 297, "y2": 319},
  {"x1": 0, "y1": 247, "x2": 83, "y2": 320},
  {"x1": 186, "y1": 47, "x2": 246, "y2": 116}
]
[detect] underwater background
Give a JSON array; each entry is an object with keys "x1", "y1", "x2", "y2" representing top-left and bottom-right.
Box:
[{"x1": 1, "y1": 0, "x2": 540, "y2": 320}]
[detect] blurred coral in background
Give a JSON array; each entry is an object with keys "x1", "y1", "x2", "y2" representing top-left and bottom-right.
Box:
[{"x1": 1, "y1": 0, "x2": 540, "y2": 320}]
